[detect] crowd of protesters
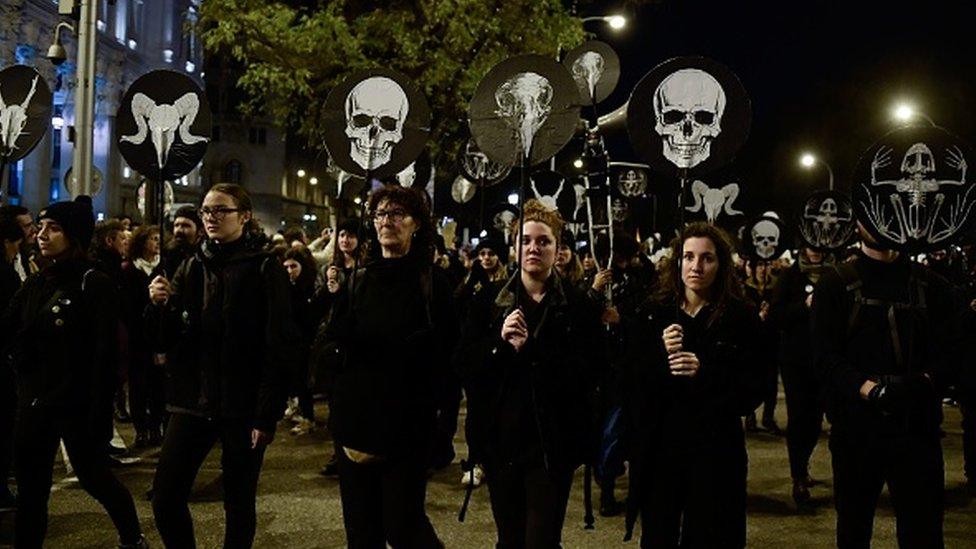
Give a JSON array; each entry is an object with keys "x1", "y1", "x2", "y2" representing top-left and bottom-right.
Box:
[{"x1": 0, "y1": 184, "x2": 973, "y2": 549}]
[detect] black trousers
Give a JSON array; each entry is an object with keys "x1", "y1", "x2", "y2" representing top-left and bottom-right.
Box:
[
  {"x1": 0, "y1": 365, "x2": 15, "y2": 491},
  {"x1": 639, "y1": 443, "x2": 747, "y2": 549},
  {"x1": 781, "y1": 360, "x2": 824, "y2": 480},
  {"x1": 485, "y1": 462, "x2": 574, "y2": 549},
  {"x1": 960, "y1": 399, "x2": 975, "y2": 482},
  {"x1": 152, "y1": 413, "x2": 266, "y2": 549},
  {"x1": 128, "y1": 352, "x2": 165, "y2": 435},
  {"x1": 14, "y1": 406, "x2": 141, "y2": 549},
  {"x1": 829, "y1": 427, "x2": 944, "y2": 549},
  {"x1": 337, "y1": 449, "x2": 443, "y2": 549}
]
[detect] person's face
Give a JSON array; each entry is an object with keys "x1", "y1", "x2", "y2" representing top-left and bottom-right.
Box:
[
  {"x1": 173, "y1": 217, "x2": 199, "y2": 245},
  {"x1": 16, "y1": 214, "x2": 36, "y2": 246},
  {"x1": 803, "y1": 247, "x2": 824, "y2": 264},
  {"x1": 108, "y1": 231, "x2": 126, "y2": 255},
  {"x1": 520, "y1": 221, "x2": 557, "y2": 276},
  {"x1": 478, "y1": 248, "x2": 499, "y2": 271},
  {"x1": 372, "y1": 199, "x2": 416, "y2": 255},
  {"x1": 755, "y1": 261, "x2": 770, "y2": 281},
  {"x1": 146, "y1": 231, "x2": 160, "y2": 257},
  {"x1": 120, "y1": 218, "x2": 131, "y2": 231},
  {"x1": 582, "y1": 254, "x2": 596, "y2": 271},
  {"x1": 681, "y1": 236, "x2": 720, "y2": 293},
  {"x1": 556, "y1": 245, "x2": 572, "y2": 267},
  {"x1": 201, "y1": 191, "x2": 250, "y2": 243},
  {"x1": 37, "y1": 219, "x2": 70, "y2": 258},
  {"x1": 283, "y1": 258, "x2": 302, "y2": 283},
  {"x1": 338, "y1": 230, "x2": 358, "y2": 254}
]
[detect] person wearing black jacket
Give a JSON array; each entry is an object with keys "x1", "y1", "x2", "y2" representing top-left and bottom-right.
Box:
[
  {"x1": 811, "y1": 226, "x2": 966, "y2": 549},
  {"x1": 317, "y1": 185, "x2": 456, "y2": 548},
  {"x1": 3, "y1": 197, "x2": 146, "y2": 548},
  {"x1": 158, "y1": 205, "x2": 202, "y2": 278},
  {"x1": 0, "y1": 208, "x2": 25, "y2": 512},
  {"x1": 456, "y1": 199, "x2": 602, "y2": 549},
  {"x1": 623, "y1": 222, "x2": 764, "y2": 548},
  {"x1": 147, "y1": 184, "x2": 300, "y2": 549},
  {"x1": 769, "y1": 247, "x2": 831, "y2": 506}
]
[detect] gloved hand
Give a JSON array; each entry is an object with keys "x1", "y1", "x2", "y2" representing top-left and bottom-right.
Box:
[{"x1": 866, "y1": 376, "x2": 910, "y2": 416}]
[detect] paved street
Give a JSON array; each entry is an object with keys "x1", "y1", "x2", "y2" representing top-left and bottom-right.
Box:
[{"x1": 2, "y1": 397, "x2": 974, "y2": 548}]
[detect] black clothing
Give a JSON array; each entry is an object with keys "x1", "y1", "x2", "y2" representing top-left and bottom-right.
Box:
[
  {"x1": 456, "y1": 273, "x2": 602, "y2": 547},
  {"x1": 744, "y1": 280, "x2": 779, "y2": 423},
  {"x1": 0, "y1": 258, "x2": 21, "y2": 495},
  {"x1": 152, "y1": 414, "x2": 266, "y2": 549},
  {"x1": 769, "y1": 262, "x2": 825, "y2": 481},
  {"x1": 317, "y1": 256, "x2": 457, "y2": 548},
  {"x1": 149, "y1": 234, "x2": 300, "y2": 432},
  {"x1": 337, "y1": 451, "x2": 443, "y2": 549},
  {"x1": 624, "y1": 298, "x2": 765, "y2": 548},
  {"x1": 122, "y1": 260, "x2": 164, "y2": 437},
  {"x1": 812, "y1": 251, "x2": 965, "y2": 548}
]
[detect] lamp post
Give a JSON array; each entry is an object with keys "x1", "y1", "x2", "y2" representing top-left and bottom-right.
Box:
[
  {"x1": 72, "y1": 0, "x2": 97, "y2": 197},
  {"x1": 799, "y1": 153, "x2": 835, "y2": 191},
  {"x1": 892, "y1": 103, "x2": 937, "y2": 127}
]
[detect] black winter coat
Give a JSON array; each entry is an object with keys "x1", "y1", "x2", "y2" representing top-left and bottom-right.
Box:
[
  {"x1": 148, "y1": 235, "x2": 301, "y2": 433},
  {"x1": 317, "y1": 257, "x2": 458, "y2": 458},
  {"x1": 2, "y1": 258, "x2": 119, "y2": 415},
  {"x1": 455, "y1": 273, "x2": 603, "y2": 472},
  {"x1": 769, "y1": 263, "x2": 816, "y2": 368}
]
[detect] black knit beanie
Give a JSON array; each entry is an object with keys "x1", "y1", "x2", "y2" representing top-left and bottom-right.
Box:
[{"x1": 38, "y1": 196, "x2": 95, "y2": 249}]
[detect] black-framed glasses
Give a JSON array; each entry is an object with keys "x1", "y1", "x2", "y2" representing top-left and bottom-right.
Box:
[
  {"x1": 200, "y1": 207, "x2": 243, "y2": 220},
  {"x1": 371, "y1": 208, "x2": 408, "y2": 223}
]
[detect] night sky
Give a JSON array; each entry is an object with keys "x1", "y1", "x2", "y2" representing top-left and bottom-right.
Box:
[{"x1": 571, "y1": 0, "x2": 976, "y2": 234}]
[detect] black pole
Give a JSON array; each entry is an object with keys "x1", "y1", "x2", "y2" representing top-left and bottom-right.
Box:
[
  {"x1": 514, "y1": 152, "x2": 527, "y2": 310},
  {"x1": 478, "y1": 175, "x2": 486, "y2": 233},
  {"x1": 0, "y1": 158, "x2": 7, "y2": 203}
]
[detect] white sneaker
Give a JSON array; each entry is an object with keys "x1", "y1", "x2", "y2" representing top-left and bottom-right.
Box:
[{"x1": 460, "y1": 465, "x2": 484, "y2": 487}]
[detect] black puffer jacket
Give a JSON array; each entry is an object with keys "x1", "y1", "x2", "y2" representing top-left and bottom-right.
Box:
[
  {"x1": 316, "y1": 256, "x2": 458, "y2": 457},
  {"x1": 2, "y1": 257, "x2": 119, "y2": 414},
  {"x1": 148, "y1": 234, "x2": 301, "y2": 433},
  {"x1": 456, "y1": 273, "x2": 603, "y2": 472}
]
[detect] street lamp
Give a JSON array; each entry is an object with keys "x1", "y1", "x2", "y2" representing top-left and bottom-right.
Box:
[
  {"x1": 891, "y1": 102, "x2": 936, "y2": 126},
  {"x1": 296, "y1": 169, "x2": 306, "y2": 178},
  {"x1": 309, "y1": 176, "x2": 318, "y2": 185},
  {"x1": 582, "y1": 15, "x2": 627, "y2": 30},
  {"x1": 798, "y1": 152, "x2": 835, "y2": 191}
]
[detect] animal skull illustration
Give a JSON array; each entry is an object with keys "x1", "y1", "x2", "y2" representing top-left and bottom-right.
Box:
[
  {"x1": 611, "y1": 197, "x2": 629, "y2": 222},
  {"x1": 865, "y1": 141, "x2": 971, "y2": 244},
  {"x1": 120, "y1": 92, "x2": 208, "y2": 170},
  {"x1": 344, "y1": 77, "x2": 409, "y2": 171},
  {"x1": 494, "y1": 72, "x2": 553, "y2": 160},
  {"x1": 618, "y1": 169, "x2": 647, "y2": 198},
  {"x1": 462, "y1": 139, "x2": 509, "y2": 182},
  {"x1": 800, "y1": 194, "x2": 854, "y2": 250},
  {"x1": 451, "y1": 175, "x2": 476, "y2": 203},
  {"x1": 531, "y1": 175, "x2": 565, "y2": 211},
  {"x1": 653, "y1": 69, "x2": 726, "y2": 169},
  {"x1": 396, "y1": 161, "x2": 417, "y2": 187},
  {"x1": 751, "y1": 219, "x2": 780, "y2": 259},
  {"x1": 0, "y1": 75, "x2": 39, "y2": 155},
  {"x1": 571, "y1": 51, "x2": 605, "y2": 102},
  {"x1": 685, "y1": 180, "x2": 742, "y2": 223}
]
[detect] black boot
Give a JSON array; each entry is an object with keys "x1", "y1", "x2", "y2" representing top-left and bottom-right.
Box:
[{"x1": 599, "y1": 477, "x2": 623, "y2": 517}]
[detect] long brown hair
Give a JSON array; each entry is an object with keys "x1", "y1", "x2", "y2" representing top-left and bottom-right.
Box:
[
  {"x1": 127, "y1": 224, "x2": 159, "y2": 261},
  {"x1": 654, "y1": 222, "x2": 744, "y2": 325}
]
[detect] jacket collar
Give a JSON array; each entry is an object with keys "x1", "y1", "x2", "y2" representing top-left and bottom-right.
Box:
[{"x1": 494, "y1": 270, "x2": 568, "y2": 311}]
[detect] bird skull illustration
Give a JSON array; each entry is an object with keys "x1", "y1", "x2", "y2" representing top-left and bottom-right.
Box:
[
  {"x1": 571, "y1": 51, "x2": 605, "y2": 102},
  {"x1": 653, "y1": 69, "x2": 726, "y2": 169},
  {"x1": 120, "y1": 92, "x2": 208, "y2": 170},
  {"x1": 344, "y1": 77, "x2": 409, "y2": 171},
  {"x1": 494, "y1": 72, "x2": 553, "y2": 160},
  {"x1": 0, "y1": 75, "x2": 39, "y2": 155}
]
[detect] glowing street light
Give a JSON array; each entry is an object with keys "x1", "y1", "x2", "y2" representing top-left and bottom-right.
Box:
[
  {"x1": 573, "y1": 158, "x2": 584, "y2": 169},
  {"x1": 296, "y1": 169, "x2": 307, "y2": 178},
  {"x1": 891, "y1": 102, "x2": 936, "y2": 126},
  {"x1": 798, "y1": 152, "x2": 834, "y2": 191},
  {"x1": 581, "y1": 14, "x2": 627, "y2": 30},
  {"x1": 309, "y1": 177, "x2": 318, "y2": 185}
]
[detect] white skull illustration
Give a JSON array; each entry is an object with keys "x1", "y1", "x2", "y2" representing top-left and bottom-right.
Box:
[
  {"x1": 494, "y1": 72, "x2": 553, "y2": 159},
  {"x1": 120, "y1": 92, "x2": 208, "y2": 170},
  {"x1": 531, "y1": 176, "x2": 565, "y2": 211},
  {"x1": 611, "y1": 197, "x2": 629, "y2": 222},
  {"x1": 653, "y1": 69, "x2": 726, "y2": 169},
  {"x1": 451, "y1": 175, "x2": 476, "y2": 203},
  {"x1": 0, "y1": 75, "x2": 39, "y2": 154},
  {"x1": 618, "y1": 169, "x2": 647, "y2": 198},
  {"x1": 900, "y1": 143, "x2": 935, "y2": 180},
  {"x1": 344, "y1": 77, "x2": 409, "y2": 170},
  {"x1": 396, "y1": 161, "x2": 416, "y2": 187},
  {"x1": 572, "y1": 51, "x2": 605, "y2": 102},
  {"x1": 751, "y1": 219, "x2": 780, "y2": 259}
]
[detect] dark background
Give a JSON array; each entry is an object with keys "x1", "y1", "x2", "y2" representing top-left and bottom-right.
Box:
[{"x1": 564, "y1": 0, "x2": 976, "y2": 235}]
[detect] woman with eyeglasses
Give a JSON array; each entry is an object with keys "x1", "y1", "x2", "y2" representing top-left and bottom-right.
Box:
[
  {"x1": 623, "y1": 222, "x2": 764, "y2": 548},
  {"x1": 316, "y1": 185, "x2": 457, "y2": 548},
  {"x1": 147, "y1": 183, "x2": 300, "y2": 549},
  {"x1": 455, "y1": 199, "x2": 603, "y2": 548}
]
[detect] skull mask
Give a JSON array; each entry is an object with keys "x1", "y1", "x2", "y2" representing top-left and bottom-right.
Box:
[
  {"x1": 494, "y1": 72, "x2": 553, "y2": 159},
  {"x1": 653, "y1": 69, "x2": 726, "y2": 169},
  {"x1": 571, "y1": 51, "x2": 605, "y2": 102},
  {"x1": 751, "y1": 219, "x2": 780, "y2": 259},
  {"x1": 344, "y1": 77, "x2": 409, "y2": 171}
]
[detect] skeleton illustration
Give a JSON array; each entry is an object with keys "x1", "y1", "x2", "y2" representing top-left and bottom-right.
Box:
[
  {"x1": 618, "y1": 169, "x2": 647, "y2": 198},
  {"x1": 494, "y1": 72, "x2": 553, "y2": 160},
  {"x1": 462, "y1": 139, "x2": 509, "y2": 182},
  {"x1": 451, "y1": 175, "x2": 476, "y2": 203},
  {"x1": 800, "y1": 195, "x2": 854, "y2": 249},
  {"x1": 751, "y1": 219, "x2": 780, "y2": 259},
  {"x1": 530, "y1": 175, "x2": 565, "y2": 211},
  {"x1": 571, "y1": 51, "x2": 605, "y2": 103},
  {"x1": 120, "y1": 92, "x2": 208, "y2": 170},
  {"x1": 611, "y1": 197, "x2": 629, "y2": 222},
  {"x1": 0, "y1": 75, "x2": 39, "y2": 155},
  {"x1": 653, "y1": 69, "x2": 726, "y2": 169},
  {"x1": 685, "y1": 180, "x2": 741, "y2": 223},
  {"x1": 344, "y1": 77, "x2": 409, "y2": 171},
  {"x1": 863, "y1": 141, "x2": 973, "y2": 244}
]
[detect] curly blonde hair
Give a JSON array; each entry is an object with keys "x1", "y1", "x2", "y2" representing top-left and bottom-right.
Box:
[{"x1": 510, "y1": 199, "x2": 564, "y2": 246}]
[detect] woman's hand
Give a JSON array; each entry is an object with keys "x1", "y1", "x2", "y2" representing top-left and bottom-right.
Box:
[
  {"x1": 326, "y1": 266, "x2": 340, "y2": 294},
  {"x1": 251, "y1": 428, "x2": 274, "y2": 449},
  {"x1": 591, "y1": 269, "x2": 612, "y2": 292},
  {"x1": 149, "y1": 275, "x2": 171, "y2": 305},
  {"x1": 662, "y1": 323, "x2": 683, "y2": 354},
  {"x1": 668, "y1": 351, "x2": 700, "y2": 377},
  {"x1": 501, "y1": 309, "x2": 529, "y2": 352}
]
